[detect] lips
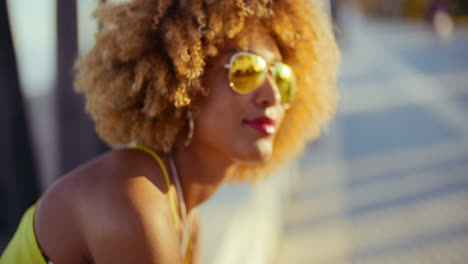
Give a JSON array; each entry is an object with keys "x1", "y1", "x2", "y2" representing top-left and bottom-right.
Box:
[{"x1": 243, "y1": 116, "x2": 277, "y2": 136}]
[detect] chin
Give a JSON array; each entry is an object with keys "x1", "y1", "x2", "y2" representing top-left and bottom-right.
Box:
[{"x1": 235, "y1": 138, "x2": 274, "y2": 165}]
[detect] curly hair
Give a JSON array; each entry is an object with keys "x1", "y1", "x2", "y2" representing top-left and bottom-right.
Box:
[{"x1": 74, "y1": 0, "x2": 340, "y2": 182}]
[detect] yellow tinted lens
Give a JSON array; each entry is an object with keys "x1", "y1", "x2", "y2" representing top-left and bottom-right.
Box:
[
  {"x1": 272, "y1": 62, "x2": 296, "y2": 108},
  {"x1": 229, "y1": 54, "x2": 267, "y2": 94}
]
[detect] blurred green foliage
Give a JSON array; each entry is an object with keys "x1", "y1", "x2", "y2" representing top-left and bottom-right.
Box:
[
  {"x1": 353, "y1": 0, "x2": 468, "y2": 19},
  {"x1": 402, "y1": 0, "x2": 431, "y2": 19}
]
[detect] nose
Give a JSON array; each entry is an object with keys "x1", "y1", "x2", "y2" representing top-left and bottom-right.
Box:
[{"x1": 254, "y1": 74, "x2": 281, "y2": 108}]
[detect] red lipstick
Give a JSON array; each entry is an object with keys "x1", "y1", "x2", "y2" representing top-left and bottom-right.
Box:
[{"x1": 243, "y1": 116, "x2": 277, "y2": 136}]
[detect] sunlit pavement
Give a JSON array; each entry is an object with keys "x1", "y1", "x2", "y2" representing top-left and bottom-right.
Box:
[{"x1": 275, "y1": 6, "x2": 468, "y2": 264}]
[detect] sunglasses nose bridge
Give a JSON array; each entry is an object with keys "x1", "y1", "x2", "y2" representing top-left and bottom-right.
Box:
[{"x1": 255, "y1": 71, "x2": 282, "y2": 108}]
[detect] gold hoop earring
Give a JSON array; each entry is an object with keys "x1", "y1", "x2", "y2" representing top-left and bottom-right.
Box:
[{"x1": 184, "y1": 111, "x2": 194, "y2": 147}]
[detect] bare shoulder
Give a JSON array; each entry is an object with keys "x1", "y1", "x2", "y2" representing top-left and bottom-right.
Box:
[{"x1": 36, "y1": 149, "x2": 181, "y2": 263}]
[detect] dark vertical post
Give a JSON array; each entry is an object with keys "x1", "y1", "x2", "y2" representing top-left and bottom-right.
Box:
[
  {"x1": 56, "y1": 0, "x2": 106, "y2": 175},
  {"x1": 0, "y1": 0, "x2": 40, "y2": 249},
  {"x1": 98, "y1": 0, "x2": 106, "y2": 30},
  {"x1": 56, "y1": 0, "x2": 80, "y2": 174}
]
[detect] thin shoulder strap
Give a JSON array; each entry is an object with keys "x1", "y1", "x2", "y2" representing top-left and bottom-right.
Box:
[{"x1": 128, "y1": 144, "x2": 180, "y2": 229}]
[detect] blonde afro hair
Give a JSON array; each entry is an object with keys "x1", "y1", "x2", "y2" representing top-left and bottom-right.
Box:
[{"x1": 75, "y1": 0, "x2": 340, "y2": 182}]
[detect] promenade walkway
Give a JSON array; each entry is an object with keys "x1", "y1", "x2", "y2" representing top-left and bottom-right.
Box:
[{"x1": 275, "y1": 6, "x2": 468, "y2": 264}]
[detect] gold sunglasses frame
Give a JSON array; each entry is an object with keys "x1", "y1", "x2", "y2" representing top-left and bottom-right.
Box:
[{"x1": 224, "y1": 51, "x2": 296, "y2": 109}]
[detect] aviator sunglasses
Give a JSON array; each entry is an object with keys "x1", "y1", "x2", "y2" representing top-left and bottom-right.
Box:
[{"x1": 224, "y1": 51, "x2": 297, "y2": 109}]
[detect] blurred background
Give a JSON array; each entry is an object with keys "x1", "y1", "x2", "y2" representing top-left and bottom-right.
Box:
[
  {"x1": 1, "y1": 0, "x2": 468, "y2": 263},
  {"x1": 275, "y1": 0, "x2": 468, "y2": 263}
]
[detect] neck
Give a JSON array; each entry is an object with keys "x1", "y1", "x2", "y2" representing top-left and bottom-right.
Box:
[{"x1": 170, "y1": 141, "x2": 235, "y2": 214}]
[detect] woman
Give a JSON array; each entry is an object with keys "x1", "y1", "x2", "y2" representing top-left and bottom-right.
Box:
[{"x1": 0, "y1": 0, "x2": 339, "y2": 263}]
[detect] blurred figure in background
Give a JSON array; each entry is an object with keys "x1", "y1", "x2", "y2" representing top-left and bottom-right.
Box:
[
  {"x1": 429, "y1": 0, "x2": 455, "y2": 40},
  {"x1": 331, "y1": 0, "x2": 346, "y2": 38}
]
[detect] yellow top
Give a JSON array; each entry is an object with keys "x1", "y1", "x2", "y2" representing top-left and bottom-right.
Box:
[
  {"x1": 0, "y1": 145, "x2": 192, "y2": 264},
  {"x1": 129, "y1": 144, "x2": 192, "y2": 264},
  {"x1": 129, "y1": 144, "x2": 181, "y2": 229},
  {"x1": 0, "y1": 203, "x2": 46, "y2": 264}
]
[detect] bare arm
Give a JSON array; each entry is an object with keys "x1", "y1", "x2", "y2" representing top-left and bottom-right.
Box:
[{"x1": 85, "y1": 175, "x2": 183, "y2": 264}]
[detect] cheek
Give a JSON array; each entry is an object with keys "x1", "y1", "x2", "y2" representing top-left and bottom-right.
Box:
[
  {"x1": 196, "y1": 71, "x2": 246, "y2": 144},
  {"x1": 196, "y1": 89, "x2": 245, "y2": 142},
  {"x1": 194, "y1": 92, "x2": 258, "y2": 161}
]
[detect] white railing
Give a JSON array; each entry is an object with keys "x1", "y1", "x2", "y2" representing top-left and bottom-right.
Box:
[{"x1": 199, "y1": 161, "x2": 299, "y2": 264}]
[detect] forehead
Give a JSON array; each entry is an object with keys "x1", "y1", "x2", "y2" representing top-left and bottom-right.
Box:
[{"x1": 222, "y1": 30, "x2": 282, "y2": 63}]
